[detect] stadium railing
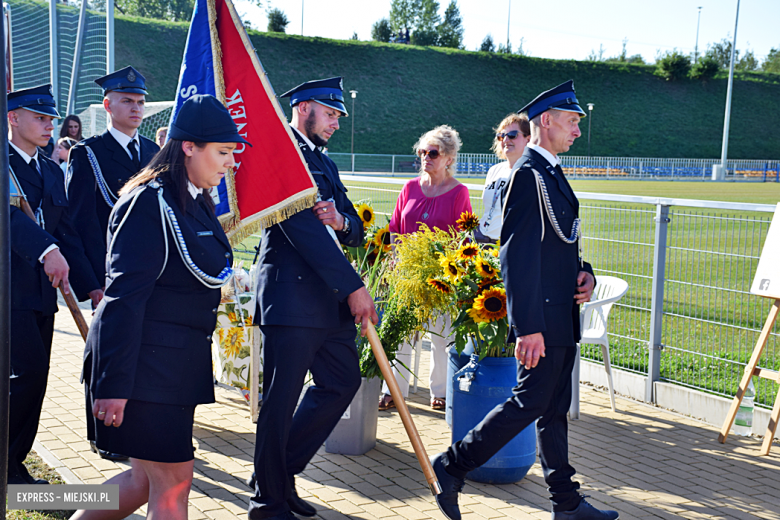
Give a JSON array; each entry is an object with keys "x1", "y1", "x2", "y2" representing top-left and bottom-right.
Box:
[{"x1": 328, "y1": 153, "x2": 780, "y2": 182}]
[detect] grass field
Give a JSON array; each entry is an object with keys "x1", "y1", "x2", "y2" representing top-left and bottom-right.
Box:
[{"x1": 7, "y1": 452, "x2": 73, "y2": 519}]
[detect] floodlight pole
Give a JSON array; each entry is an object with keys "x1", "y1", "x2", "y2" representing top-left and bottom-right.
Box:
[
  {"x1": 694, "y1": 6, "x2": 702, "y2": 64},
  {"x1": 587, "y1": 103, "x2": 594, "y2": 157},
  {"x1": 506, "y1": 0, "x2": 511, "y2": 51},
  {"x1": 1, "y1": 1, "x2": 11, "y2": 511},
  {"x1": 107, "y1": 0, "x2": 114, "y2": 72},
  {"x1": 301, "y1": 0, "x2": 304, "y2": 35},
  {"x1": 714, "y1": 0, "x2": 740, "y2": 181},
  {"x1": 48, "y1": 0, "x2": 57, "y2": 110},
  {"x1": 350, "y1": 90, "x2": 357, "y2": 173}
]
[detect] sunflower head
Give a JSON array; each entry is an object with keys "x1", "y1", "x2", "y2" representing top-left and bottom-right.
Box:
[
  {"x1": 457, "y1": 244, "x2": 480, "y2": 261},
  {"x1": 427, "y1": 277, "x2": 452, "y2": 294},
  {"x1": 355, "y1": 203, "x2": 375, "y2": 228},
  {"x1": 439, "y1": 253, "x2": 464, "y2": 282},
  {"x1": 475, "y1": 257, "x2": 497, "y2": 279},
  {"x1": 456, "y1": 211, "x2": 480, "y2": 232},
  {"x1": 467, "y1": 306, "x2": 489, "y2": 323},
  {"x1": 373, "y1": 227, "x2": 392, "y2": 252},
  {"x1": 472, "y1": 287, "x2": 507, "y2": 321}
]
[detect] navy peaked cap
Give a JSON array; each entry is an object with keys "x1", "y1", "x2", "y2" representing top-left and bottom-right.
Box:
[
  {"x1": 518, "y1": 80, "x2": 586, "y2": 120},
  {"x1": 169, "y1": 94, "x2": 251, "y2": 146},
  {"x1": 279, "y1": 76, "x2": 348, "y2": 116},
  {"x1": 7, "y1": 84, "x2": 60, "y2": 118},
  {"x1": 95, "y1": 66, "x2": 148, "y2": 95}
]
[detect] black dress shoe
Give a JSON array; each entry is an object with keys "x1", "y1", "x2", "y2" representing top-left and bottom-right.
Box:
[
  {"x1": 90, "y1": 440, "x2": 129, "y2": 462},
  {"x1": 431, "y1": 453, "x2": 464, "y2": 520},
  {"x1": 552, "y1": 497, "x2": 619, "y2": 520},
  {"x1": 287, "y1": 487, "x2": 316, "y2": 517}
]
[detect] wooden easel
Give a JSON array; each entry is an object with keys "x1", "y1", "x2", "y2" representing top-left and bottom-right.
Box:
[{"x1": 718, "y1": 298, "x2": 780, "y2": 455}]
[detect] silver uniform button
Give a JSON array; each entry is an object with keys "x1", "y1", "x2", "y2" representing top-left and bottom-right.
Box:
[{"x1": 207, "y1": 335, "x2": 212, "y2": 341}]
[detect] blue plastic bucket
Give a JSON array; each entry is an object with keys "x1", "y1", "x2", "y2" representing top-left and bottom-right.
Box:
[
  {"x1": 446, "y1": 347, "x2": 473, "y2": 428},
  {"x1": 451, "y1": 355, "x2": 537, "y2": 484}
]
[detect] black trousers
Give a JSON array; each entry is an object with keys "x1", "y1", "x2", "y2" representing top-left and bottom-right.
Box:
[
  {"x1": 444, "y1": 346, "x2": 581, "y2": 513},
  {"x1": 9, "y1": 310, "x2": 55, "y2": 480},
  {"x1": 248, "y1": 318, "x2": 361, "y2": 519}
]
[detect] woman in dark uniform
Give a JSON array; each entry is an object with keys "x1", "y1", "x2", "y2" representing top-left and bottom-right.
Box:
[{"x1": 72, "y1": 95, "x2": 250, "y2": 520}]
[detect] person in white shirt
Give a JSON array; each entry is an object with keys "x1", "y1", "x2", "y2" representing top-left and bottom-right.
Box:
[{"x1": 475, "y1": 113, "x2": 531, "y2": 243}]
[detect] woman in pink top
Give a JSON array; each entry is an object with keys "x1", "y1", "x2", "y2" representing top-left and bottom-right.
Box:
[{"x1": 379, "y1": 125, "x2": 472, "y2": 412}]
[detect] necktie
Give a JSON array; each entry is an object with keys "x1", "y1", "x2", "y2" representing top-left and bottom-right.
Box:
[
  {"x1": 128, "y1": 140, "x2": 140, "y2": 171},
  {"x1": 29, "y1": 158, "x2": 40, "y2": 177}
]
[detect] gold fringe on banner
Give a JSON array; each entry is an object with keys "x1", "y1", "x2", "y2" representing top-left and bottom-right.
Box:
[
  {"x1": 208, "y1": 0, "x2": 241, "y2": 230},
  {"x1": 225, "y1": 190, "x2": 318, "y2": 246}
]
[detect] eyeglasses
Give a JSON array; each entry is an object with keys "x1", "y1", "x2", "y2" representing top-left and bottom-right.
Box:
[
  {"x1": 417, "y1": 149, "x2": 440, "y2": 159},
  {"x1": 495, "y1": 130, "x2": 522, "y2": 141}
]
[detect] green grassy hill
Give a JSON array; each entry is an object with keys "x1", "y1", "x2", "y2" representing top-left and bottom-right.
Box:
[{"x1": 109, "y1": 15, "x2": 776, "y2": 159}]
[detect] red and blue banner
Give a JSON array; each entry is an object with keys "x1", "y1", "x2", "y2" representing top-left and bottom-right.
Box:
[{"x1": 170, "y1": 0, "x2": 317, "y2": 243}]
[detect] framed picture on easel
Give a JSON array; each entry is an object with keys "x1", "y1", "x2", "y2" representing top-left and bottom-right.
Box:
[{"x1": 720, "y1": 202, "x2": 780, "y2": 455}]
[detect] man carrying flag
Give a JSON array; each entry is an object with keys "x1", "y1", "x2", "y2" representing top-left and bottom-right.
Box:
[{"x1": 248, "y1": 77, "x2": 378, "y2": 520}]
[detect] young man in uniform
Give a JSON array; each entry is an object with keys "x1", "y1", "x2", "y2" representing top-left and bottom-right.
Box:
[
  {"x1": 66, "y1": 66, "x2": 159, "y2": 461},
  {"x1": 7, "y1": 85, "x2": 100, "y2": 484}
]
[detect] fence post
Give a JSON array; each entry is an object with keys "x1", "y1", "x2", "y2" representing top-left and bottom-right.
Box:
[
  {"x1": 391, "y1": 155, "x2": 395, "y2": 176},
  {"x1": 351, "y1": 153, "x2": 355, "y2": 173},
  {"x1": 646, "y1": 204, "x2": 670, "y2": 403}
]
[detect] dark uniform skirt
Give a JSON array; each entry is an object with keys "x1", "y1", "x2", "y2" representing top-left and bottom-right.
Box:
[{"x1": 90, "y1": 398, "x2": 197, "y2": 463}]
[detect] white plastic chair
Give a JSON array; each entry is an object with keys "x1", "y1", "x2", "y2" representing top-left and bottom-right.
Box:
[{"x1": 570, "y1": 275, "x2": 629, "y2": 419}]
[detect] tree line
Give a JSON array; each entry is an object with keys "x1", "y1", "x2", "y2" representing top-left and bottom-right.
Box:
[{"x1": 108, "y1": 0, "x2": 780, "y2": 75}]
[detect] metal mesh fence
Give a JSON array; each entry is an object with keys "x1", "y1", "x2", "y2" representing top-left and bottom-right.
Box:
[
  {"x1": 69, "y1": 0, "x2": 107, "y2": 114},
  {"x1": 661, "y1": 210, "x2": 777, "y2": 406},
  {"x1": 7, "y1": 0, "x2": 107, "y2": 116},
  {"x1": 7, "y1": 0, "x2": 50, "y2": 90},
  {"x1": 79, "y1": 101, "x2": 173, "y2": 140}
]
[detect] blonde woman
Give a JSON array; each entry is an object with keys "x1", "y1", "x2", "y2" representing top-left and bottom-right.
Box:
[
  {"x1": 475, "y1": 113, "x2": 531, "y2": 243},
  {"x1": 379, "y1": 125, "x2": 472, "y2": 411}
]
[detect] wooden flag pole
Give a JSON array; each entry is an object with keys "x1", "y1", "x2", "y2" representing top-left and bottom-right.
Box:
[
  {"x1": 718, "y1": 298, "x2": 780, "y2": 455},
  {"x1": 366, "y1": 321, "x2": 442, "y2": 496},
  {"x1": 60, "y1": 286, "x2": 89, "y2": 341}
]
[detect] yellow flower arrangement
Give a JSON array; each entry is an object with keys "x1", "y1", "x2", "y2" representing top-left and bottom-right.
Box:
[
  {"x1": 387, "y1": 224, "x2": 459, "y2": 323},
  {"x1": 355, "y1": 202, "x2": 375, "y2": 228}
]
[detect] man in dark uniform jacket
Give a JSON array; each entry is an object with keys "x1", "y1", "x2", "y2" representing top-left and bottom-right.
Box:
[
  {"x1": 67, "y1": 66, "x2": 160, "y2": 297},
  {"x1": 431, "y1": 82, "x2": 620, "y2": 520},
  {"x1": 248, "y1": 77, "x2": 378, "y2": 520},
  {"x1": 7, "y1": 85, "x2": 101, "y2": 484}
]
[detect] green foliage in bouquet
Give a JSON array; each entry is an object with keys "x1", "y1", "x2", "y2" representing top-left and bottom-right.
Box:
[
  {"x1": 345, "y1": 201, "x2": 423, "y2": 379},
  {"x1": 394, "y1": 211, "x2": 515, "y2": 360}
]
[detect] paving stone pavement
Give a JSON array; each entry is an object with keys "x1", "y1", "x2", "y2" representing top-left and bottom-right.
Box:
[{"x1": 25, "y1": 301, "x2": 780, "y2": 519}]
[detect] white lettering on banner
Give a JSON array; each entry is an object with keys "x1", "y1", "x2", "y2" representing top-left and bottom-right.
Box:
[
  {"x1": 226, "y1": 89, "x2": 249, "y2": 175},
  {"x1": 180, "y1": 85, "x2": 197, "y2": 98}
]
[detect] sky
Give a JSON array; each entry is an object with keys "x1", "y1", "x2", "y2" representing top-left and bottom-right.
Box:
[{"x1": 232, "y1": 0, "x2": 780, "y2": 64}]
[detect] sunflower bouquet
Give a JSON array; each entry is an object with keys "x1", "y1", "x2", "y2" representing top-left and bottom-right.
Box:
[{"x1": 423, "y1": 211, "x2": 514, "y2": 359}]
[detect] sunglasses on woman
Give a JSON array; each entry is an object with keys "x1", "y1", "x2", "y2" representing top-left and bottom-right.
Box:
[
  {"x1": 417, "y1": 149, "x2": 440, "y2": 159},
  {"x1": 495, "y1": 130, "x2": 523, "y2": 141}
]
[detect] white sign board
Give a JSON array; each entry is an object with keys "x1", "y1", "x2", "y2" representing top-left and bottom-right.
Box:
[{"x1": 751, "y1": 203, "x2": 780, "y2": 299}]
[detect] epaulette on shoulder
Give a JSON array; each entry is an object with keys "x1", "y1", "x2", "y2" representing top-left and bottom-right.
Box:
[{"x1": 74, "y1": 135, "x2": 100, "y2": 148}]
